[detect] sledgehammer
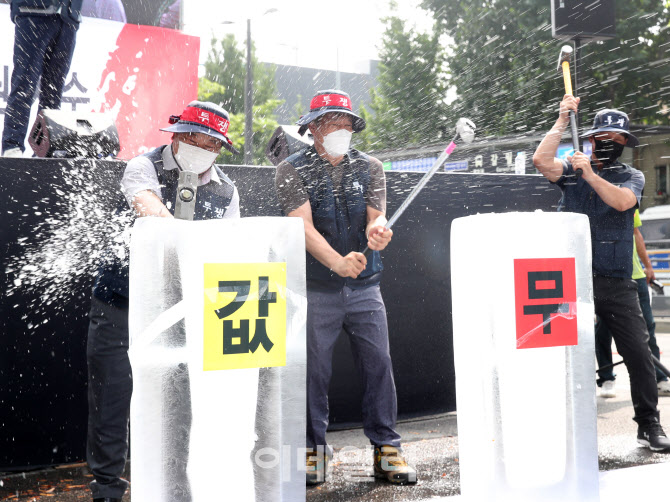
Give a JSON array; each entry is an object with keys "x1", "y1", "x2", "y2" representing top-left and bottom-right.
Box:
[
  {"x1": 557, "y1": 45, "x2": 582, "y2": 178},
  {"x1": 362, "y1": 118, "x2": 476, "y2": 257}
]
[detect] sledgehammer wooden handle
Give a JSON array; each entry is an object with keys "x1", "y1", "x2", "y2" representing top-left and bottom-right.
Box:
[
  {"x1": 562, "y1": 61, "x2": 580, "y2": 155},
  {"x1": 559, "y1": 49, "x2": 582, "y2": 178},
  {"x1": 561, "y1": 61, "x2": 573, "y2": 97}
]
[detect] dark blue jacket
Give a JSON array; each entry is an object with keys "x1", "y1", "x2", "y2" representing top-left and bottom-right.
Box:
[
  {"x1": 92, "y1": 145, "x2": 236, "y2": 306},
  {"x1": 287, "y1": 146, "x2": 383, "y2": 292},
  {"x1": 555, "y1": 160, "x2": 644, "y2": 279},
  {"x1": 10, "y1": 0, "x2": 82, "y2": 24}
]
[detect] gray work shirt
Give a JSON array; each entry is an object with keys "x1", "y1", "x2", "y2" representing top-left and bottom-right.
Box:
[{"x1": 275, "y1": 150, "x2": 386, "y2": 215}]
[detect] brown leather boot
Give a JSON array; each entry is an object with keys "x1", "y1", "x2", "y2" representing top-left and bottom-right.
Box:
[
  {"x1": 373, "y1": 445, "x2": 417, "y2": 484},
  {"x1": 306, "y1": 449, "x2": 328, "y2": 485}
]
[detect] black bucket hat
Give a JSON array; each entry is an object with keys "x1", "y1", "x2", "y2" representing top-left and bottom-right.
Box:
[
  {"x1": 580, "y1": 108, "x2": 639, "y2": 148},
  {"x1": 160, "y1": 100, "x2": 236, "y2": 152},
  {"x1": 296, "y1": 90, "x2": 366, "y2": 136}
]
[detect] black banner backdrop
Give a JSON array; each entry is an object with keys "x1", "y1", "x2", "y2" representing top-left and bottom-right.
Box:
[{"x1": 0, "y1": 158, "x2": 561, "y2": 469}]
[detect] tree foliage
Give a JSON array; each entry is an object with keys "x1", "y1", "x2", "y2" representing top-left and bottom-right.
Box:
[
  {"x1": 420, "y1": 0, "x2": 670, "y2": 136},
  {"x1": 219, "y1": 99, "x2": 283, "y2": 166},
  {"x1": 197, "y1": 77, "x2": 226, "y2": 104},
  {"x1": 203, "y1": 34, "x2": 277, "y2": 115},
  {"x1": 199, "y1": 34, "x2": 282, "y2": 165},
  {"x1": 360, "y1": 13, "x2": 448, "y2": 151}
]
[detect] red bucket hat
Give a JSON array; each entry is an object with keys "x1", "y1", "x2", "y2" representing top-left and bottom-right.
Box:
[
  {"x1": 296, "y1": 90, "x2": 366, "y2": 136},
  {"x1": 160, "y1": 101, "x2": 237, "y2": 152}
]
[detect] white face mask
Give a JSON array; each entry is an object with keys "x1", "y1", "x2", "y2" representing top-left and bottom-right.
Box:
[
  {"x1": 174, "y1": 141, "x2": 218, "y2": 174},
  {"x1": 322, "y1": 129, "x2": 352, "y2": 157}
]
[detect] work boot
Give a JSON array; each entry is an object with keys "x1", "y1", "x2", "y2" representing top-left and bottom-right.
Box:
[
  {"x1": 373, "y1": 445, "x2": 417, "y2": 484},
  {"x1": 306, "y1": 449, "x2": 328, "y2": 485},
  {"x1": 637, "y1": 420, "x2": 670, "y2": 452}
]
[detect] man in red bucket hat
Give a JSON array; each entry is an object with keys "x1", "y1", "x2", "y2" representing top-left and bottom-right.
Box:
[
  {"x1": 275, "y1": 89, "x2": 418, "y2": 485},
  {"x1": 86, "y1": 101, "x2": 240, "y2": 502}
]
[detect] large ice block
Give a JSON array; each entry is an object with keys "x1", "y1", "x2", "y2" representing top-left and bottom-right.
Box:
[
  {"x1": 128, "y1": 217, "x2": 306, "y2": 502},
  {"x1": 450, "y1": 212, "x2": 598, "y2": 502}
]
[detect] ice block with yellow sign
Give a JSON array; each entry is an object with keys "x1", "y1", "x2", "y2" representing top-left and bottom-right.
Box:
[
  {"x1": 128, "y1": 217, "x2": 306, "y2": 502},
  {"x1": 451, "y1": 212, "x2": 599, "y2": 502}
]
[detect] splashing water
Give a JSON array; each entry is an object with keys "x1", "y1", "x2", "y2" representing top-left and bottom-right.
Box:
[{"x1": 5, "y1": 160, "x2": 133, "y2": 313}]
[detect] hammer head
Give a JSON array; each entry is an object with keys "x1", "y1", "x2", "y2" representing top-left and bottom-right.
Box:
[
  {"x1": 456, "y1": 118, "x2": 476, "y2": 144},
  {"x1": 557, "y1": 45, "x2": 574, "y2": 71}
]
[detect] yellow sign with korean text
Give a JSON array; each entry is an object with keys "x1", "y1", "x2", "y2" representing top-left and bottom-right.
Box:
[{"x1": 203, "y1": 263, "x2": 287, "y2": 371}]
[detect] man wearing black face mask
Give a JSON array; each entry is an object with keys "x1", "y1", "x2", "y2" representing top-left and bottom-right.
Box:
[{"x1": 533, "y1": 95, "x2": 670, "y2": 452}]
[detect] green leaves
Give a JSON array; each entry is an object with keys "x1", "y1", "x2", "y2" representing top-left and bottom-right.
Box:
[
  {"x1": 197, "y1": 77, "x2": 226, "y2": 102},
  {"x1": 198, "y1": 34, "x2": 283, "y2": 165},
  {"x1": 218, "y1": 99, "x2": 284, "y2": 166},
  {"x1": 421, "y1": 0, "x2": 670, "y2": 136},
  {"x1": 361, "y1": 13, "x2": 448, "y2": 150}
]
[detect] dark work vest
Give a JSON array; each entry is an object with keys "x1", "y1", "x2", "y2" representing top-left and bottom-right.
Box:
[
  {"x1": 287, "y1": 146, "x2": 383, "y2": 292},
  {"x1": 92, "y1": 145, "x2": 236, "y2": 305},
  {"x1": 557, "y1": 161, "x2": 637, "y2": 279}
]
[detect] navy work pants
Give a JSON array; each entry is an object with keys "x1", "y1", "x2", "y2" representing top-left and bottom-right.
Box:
[
  {"x1": 86, "y1": 295, "x2": 131, "y2": 500},
  {"x1": 2, "y1": 15, "x2": 77, "y2": 153},
  {"x1": 593, "y1": 275, "x2": 659, "y2": 426},
  {"x1": 306, "y1": 285, "x2": 401, "y2": 454}
]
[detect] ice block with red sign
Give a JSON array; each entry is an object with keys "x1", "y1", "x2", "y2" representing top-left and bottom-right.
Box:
[{"x1": 451, "y1": 212, "x2": 598, "y2": 502}]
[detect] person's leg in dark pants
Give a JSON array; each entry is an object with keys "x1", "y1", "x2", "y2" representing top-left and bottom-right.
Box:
[
  {"x1": 594, "y1": 316, "x2": 616, "y2": 386},
  {"x1": 86, "y1": 295, "x2": 132, "y2": 500},
  {"x1": 593, "y1": 276, "x2": 658, "y2": 426},
  {"x1": 305, "y1": 289, "x2": 346, "y2": 455},
  {"x1": 2, "y1": 16, "x2": 57, "y2": 153},
  {"x1": 636, "y1": 278, "x2": 667, "y2": 384},
  {"x1": 342, "y1": 285, "x2": 400, "y2": 448},
  {"x1": 343, "y1": 285, "x2": 416, "y2": 484},
  {"x1": 39, "y1": 19, "x2": 78, "y2": 110}
]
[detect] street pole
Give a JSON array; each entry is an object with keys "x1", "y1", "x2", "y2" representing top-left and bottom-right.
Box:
[{"x1": 244, "y1": 18, "x2": 253, "y2": 165}]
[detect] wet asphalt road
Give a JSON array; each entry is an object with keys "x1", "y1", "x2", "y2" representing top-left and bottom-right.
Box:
[
  {"x1": 3, "y1": 335, "x2": 670, "y2": 501},
  {"x1": 307, "y1": 333, "x2": 670, "y2": 501}
]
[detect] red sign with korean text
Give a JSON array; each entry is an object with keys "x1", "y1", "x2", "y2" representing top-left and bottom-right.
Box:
[{"x1": 514, "y1": 258, "x2": 578, "y2": 349}]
